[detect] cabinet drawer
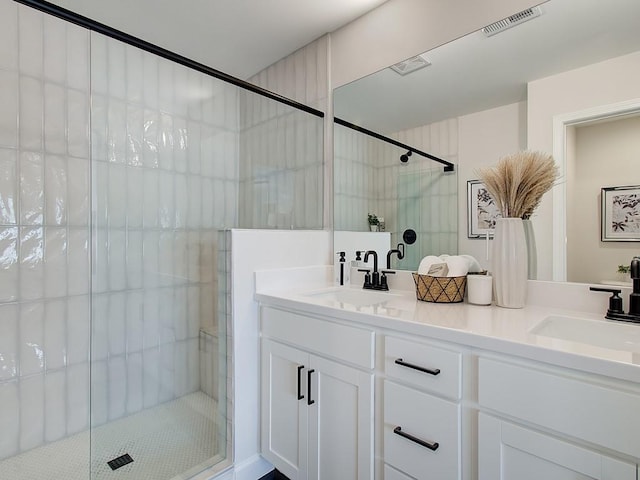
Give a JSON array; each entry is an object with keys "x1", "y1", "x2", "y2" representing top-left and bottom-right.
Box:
[
  {"x1": 385, "y1": 335, "x2": 461, "y2": 400},
  {"x1": 384, "y1": 380, "x2": 460, "y2": 480},
  {"x1": 479, "y1": 357, "x2": 640, "y2": 459},
  {"x1": 261, "y1": 306, "x2": 375, "y2": 369}
]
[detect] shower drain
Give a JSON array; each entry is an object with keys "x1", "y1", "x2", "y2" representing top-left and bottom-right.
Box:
[{"x1": 107, "y1": 453, "x2": 134, "y2": 471}]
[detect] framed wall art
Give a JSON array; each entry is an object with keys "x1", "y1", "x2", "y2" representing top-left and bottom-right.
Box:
[
  {"x1": 467, "y1": 180, "x2": 501, "y2": 238},
  {"x1": 601, "y1": 185, "x2": 640, "y2": 241}
]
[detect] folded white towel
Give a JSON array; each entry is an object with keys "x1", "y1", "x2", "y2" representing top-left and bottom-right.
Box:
[
  {"x1": 459, "y1": 254, "x2": 483, "y2": 273},
  {"x1": 418, "y1": 255, "x2": 442, "y2": 275},
  {"x1": 419, "y1": 254, "x2": 481, "y2": 277},
  {"x1": 444, "y1": 256, "x2": 469, "y2": 277}
]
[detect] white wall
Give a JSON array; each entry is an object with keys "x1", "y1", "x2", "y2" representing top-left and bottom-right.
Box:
[
  {"x1": 330, "y1": 0, "x2": 539, "y2": 88},
  {"x1": 567, "y1": 116, "x2": 640, "y2": 284},
  {"x1": 458, "y1": 102, "x2": 527, "y2": 271},
  {"x1": 230, "y1": 229, "x2": 330, "y2": 467},
  {"x1": 527, "y1": 50, "x2": 640, "y2": 280}
]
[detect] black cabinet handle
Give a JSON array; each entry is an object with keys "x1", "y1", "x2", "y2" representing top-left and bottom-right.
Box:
[
  {"x1": 297, "y1": 365, "x2": 304, "y2": 400},
  {"x1": 395, "y1": 358, "x2": 440, "y2": 376},
  {"x1": 393, "y1": 426, "x2": 439, "y2": 451},
  {"x1": 307, "y1": 369, "x2": 315, "y2": 405}
]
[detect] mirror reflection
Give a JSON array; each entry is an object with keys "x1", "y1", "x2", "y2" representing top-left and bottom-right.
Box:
[
  {"x1": 334, "y1": 123, "x2": 458, "y2": 271},
  {"x1": 333, "y1": 0, "x2": 640, "y2": 282}
]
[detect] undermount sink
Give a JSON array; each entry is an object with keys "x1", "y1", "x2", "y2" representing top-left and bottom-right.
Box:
[
  {"x1": 304, "y1": 288, "x2": 404, "y2": 308},
  {"x1": 531, "y1": 315, "x2": 640, "y2": 353}
]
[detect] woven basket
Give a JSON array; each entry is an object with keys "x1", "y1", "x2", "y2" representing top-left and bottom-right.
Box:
[{"x1": 412, "y1": 273, "x2": 467, "y2": 303}]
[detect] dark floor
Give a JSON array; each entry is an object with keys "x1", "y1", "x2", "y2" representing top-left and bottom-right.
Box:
[{"x1": 258, "y1": 469, "x2": 290, "y2": 480}]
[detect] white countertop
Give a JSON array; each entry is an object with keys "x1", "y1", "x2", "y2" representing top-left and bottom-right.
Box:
[{"x1": 255, "y1": 270, "x2": 640, "y2": 384}]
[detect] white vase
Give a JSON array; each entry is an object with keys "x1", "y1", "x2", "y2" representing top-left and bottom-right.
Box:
[
  {"x1": 492, "y1": 218, "x2": 528, "y2": 308},
  {"x1": 522, "y1": 218, "x2": 537, "y2": 280}
]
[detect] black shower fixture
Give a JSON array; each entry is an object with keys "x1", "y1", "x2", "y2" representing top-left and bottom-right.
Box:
[
  {"x1": 334, "y1": 117, "x2": 455, "y2": 172},
  {"x1": 336, "y1": 117, "x2": 456, "y2": 172}
]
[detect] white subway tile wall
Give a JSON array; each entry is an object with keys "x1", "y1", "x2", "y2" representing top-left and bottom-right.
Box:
[
  {"x1": 0, "y1": 1, "x2": 92, "y2": 467},
  {"x1": 0, "y1": 0, "x2": 325, "y2": 475},
  {"x1": 237, "y1": 97, "x2": 324, "y2": 229},
  {"x1": 392, "y1": 121, "x2": 458, "y2": 267},
  {"x1": 240, "y1": 38, "x2": 327, "y2": 230},
  {"x1": 334, "y1": 122, "x2": 458, "y2": 268}
]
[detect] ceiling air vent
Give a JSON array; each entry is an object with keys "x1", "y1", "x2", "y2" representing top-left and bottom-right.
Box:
[
  {"x1": 482, "y1": 6, "x2": 542, "y2": 37},
  {"x1": 390, "y1": 55, "x2": 431, "y2": 76}
]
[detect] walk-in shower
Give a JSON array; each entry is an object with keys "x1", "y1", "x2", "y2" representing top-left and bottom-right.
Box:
[{"x1": 0, "y1": 0, "x2": 324, "y2": 478}]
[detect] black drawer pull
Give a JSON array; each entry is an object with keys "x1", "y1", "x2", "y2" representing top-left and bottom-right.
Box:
[
  {"x1": 395, "y1": 358, "x2": 440, "y2": 376},
  {"x1": 307, "y1": 369, "x2": 315, "y2": 405},
  {"x1": 393, "y1": 426, "x2": 439, "y2": 451},
  {"x1": 297, "y1": 365, "x2": 304, "y2": 400}
]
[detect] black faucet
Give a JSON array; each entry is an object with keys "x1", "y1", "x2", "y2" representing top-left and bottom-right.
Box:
[
  {"x1": 386, "y1": 243, "x2": 405, "y2": 269},
  {"x1": 590, "y1": 256, "x2": 640, "y2": 323},
  {"x1": 358, "y1": 250, "x2": 395, "y2": 291},
  {"x1": 364, "y1": 250, "x2": 379, "y2": 288}
]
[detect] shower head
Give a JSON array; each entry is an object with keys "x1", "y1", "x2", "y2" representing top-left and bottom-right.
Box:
[{"x1": 400, "y1": 150, "x2": 412, "y2": 163}]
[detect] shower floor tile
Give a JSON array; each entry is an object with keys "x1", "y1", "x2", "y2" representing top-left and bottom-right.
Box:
[{"x1": 0, "y1": 391, "x2": 222, "y2": 480}]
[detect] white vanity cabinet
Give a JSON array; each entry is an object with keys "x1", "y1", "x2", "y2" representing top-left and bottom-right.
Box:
[
  {"x1": 260, "y1": 307, "x2": 375, "y2": 480},
  {"x1": 383, "y1": 335, "x2": 463, "y2": 480},
  {"x1": 477, "y1": 356, "x2": 639, "y2": 480},
  {"x1": 258, "y1": 291, "x2": 640, "y2": 480}
]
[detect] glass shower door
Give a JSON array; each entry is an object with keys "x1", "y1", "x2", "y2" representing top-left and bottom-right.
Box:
[
  {"x1": 89, "y1": 32, "x2": 230, "y2": 480},
  {"x1": 396, "y1": 166, "x2": 458, "y2": 269}
]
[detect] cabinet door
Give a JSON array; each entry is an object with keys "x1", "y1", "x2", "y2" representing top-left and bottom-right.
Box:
[
  {"x1": 383, "y1": 464, "x2": 415, "y2": 480},
  {"x1": 307, "y1": 355, "x2": 374, "y2": 480},
  {"x1": 478, "y1": 413, "x2": 636, "y2": 480},
  {"x1": 261, "y1": 340, "x2": 309, "y2": 480}
]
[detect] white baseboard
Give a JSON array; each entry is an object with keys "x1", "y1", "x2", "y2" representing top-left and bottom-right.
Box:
[{"x1": 210, "y1": 455, "x2": 274, "y2": 480}]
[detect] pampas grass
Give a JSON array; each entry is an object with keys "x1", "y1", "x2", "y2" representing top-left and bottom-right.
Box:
[{"x1": 477, "y1": 151, "x2": 559, "y2": 219}]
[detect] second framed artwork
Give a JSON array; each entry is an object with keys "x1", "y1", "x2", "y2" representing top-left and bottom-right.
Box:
[
  {"x1": 467, "y1": 180, "x2": 501, "y2": 238},
  {"x1": 601, "y1": 185, "x2": 640, "y2": 241}
]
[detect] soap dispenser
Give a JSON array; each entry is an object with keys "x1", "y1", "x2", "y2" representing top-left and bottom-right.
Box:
[
  {"x1": 335, "y1": 251, "x2": 349, "y2": 286},
  {"x1": 352, "y1": 250, "x2": 364, "y2": 268}
]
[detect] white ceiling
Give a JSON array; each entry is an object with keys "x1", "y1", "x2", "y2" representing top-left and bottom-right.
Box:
[
  {"x1": 48, "y1": 0, "x2": 388, "y2": 79},
  {"x1": 334, "y1": 0, "x2": 640, "y2": 134}
]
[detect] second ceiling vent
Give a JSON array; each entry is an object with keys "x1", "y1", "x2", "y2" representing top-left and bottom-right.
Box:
[{"x1": 390, "y1": 55, "x2": 431, "y2": 76}]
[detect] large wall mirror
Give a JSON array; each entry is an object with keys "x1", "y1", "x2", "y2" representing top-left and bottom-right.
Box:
[{"x1": 333, "y1": 0, "x2": 640, "y2": 281}]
